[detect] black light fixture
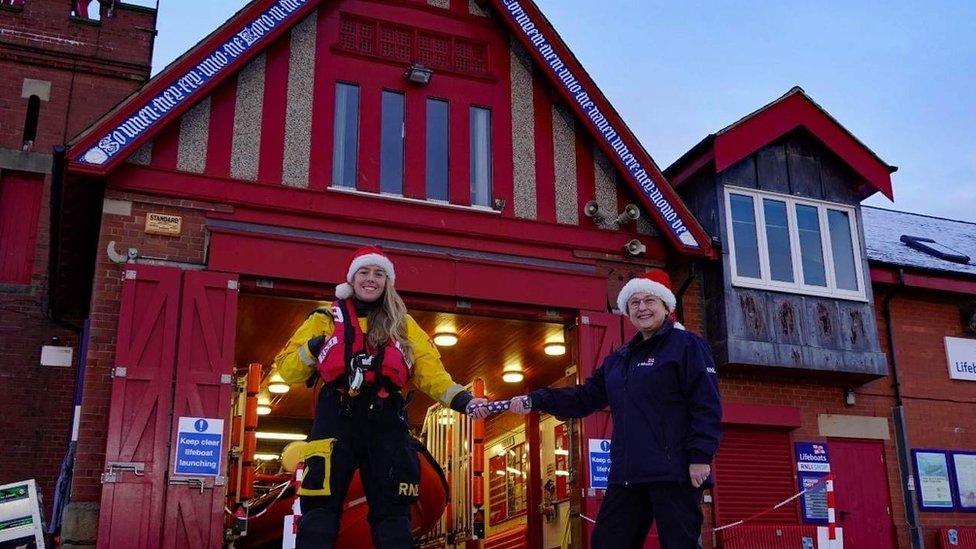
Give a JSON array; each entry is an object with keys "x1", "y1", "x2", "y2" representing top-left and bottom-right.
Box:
[
  {"x1": 844, "y1": 388, "x2": 856, "y2": 406},
  {"x1": 405, "y1": 63, "x2": 434, "y2": 86}
]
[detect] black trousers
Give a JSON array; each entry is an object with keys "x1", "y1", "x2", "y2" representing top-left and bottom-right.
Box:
[
  {"x1": 296, "y1": 389, "x2": 419, "y2": 549},
  {"x1": 591, "y1": 482, "x2": 703, "y2": 549}
]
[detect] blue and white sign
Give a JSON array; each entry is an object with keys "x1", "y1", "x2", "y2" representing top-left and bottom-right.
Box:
[
  {"x1": 796, "y1": 442, "x2": 831, "y2": 523},
  {"x1": 497, "y1": 0, "x2": 700, "y2": 250},
  {"x1": 588, "y1": 439, "x2": 611, "y2": 489},
  {"x1": 174, "y1": 416, "x2": 224, "y2": 476},
  {"x1": 76, "y1": 0, "x2": 310, "y2": 167}
]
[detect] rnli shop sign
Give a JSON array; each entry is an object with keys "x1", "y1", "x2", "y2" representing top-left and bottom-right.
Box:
[
  {"x1": 945, "y1": 336, "x2": 976, "y2": 382},
  {"x1": 796, "y1": 442, "x2": 831, "y2": 523},
  {"x1": 174, "y1": 417, "x2": 224, "y2": 476}
]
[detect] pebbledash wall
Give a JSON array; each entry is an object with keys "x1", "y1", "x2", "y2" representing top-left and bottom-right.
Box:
[{"x1": 0, "y1": 0, "x2": 155, "y2": 518}]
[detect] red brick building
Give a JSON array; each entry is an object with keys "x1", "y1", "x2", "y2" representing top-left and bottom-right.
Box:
[
  {"x1": 667, "y1": 91, "x2": 976, "y2": 548},
  {"x1": 0, "y1": 0, "x2": 155, "y2": 527},
  {"x1": 6, "y1": 0, "x2": 972, "y2": 548}
]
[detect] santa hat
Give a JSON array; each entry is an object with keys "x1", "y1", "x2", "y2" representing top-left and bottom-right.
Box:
[
  {"x1": 616, "y1": 270, "x2": 676, "y2": 314},
  {"x1": 335, "y1": 246, "x2": 396, "y2": 300}
]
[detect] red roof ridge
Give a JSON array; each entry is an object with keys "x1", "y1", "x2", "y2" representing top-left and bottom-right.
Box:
[{"x1": 665, "y1": 87, "x2": 896, "y2": 200}]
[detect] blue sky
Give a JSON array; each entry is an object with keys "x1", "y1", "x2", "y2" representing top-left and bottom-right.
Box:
[{"x1": 150, "y1": 1, "x2": 976, "y2": 221}]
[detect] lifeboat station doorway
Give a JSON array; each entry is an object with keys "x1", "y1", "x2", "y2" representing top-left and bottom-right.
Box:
[{"x1": 229, "y1": 290, "x2": 580, "y2": 547}]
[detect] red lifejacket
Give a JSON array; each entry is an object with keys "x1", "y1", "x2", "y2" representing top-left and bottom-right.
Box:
[{"x1": 315, "y1": 299, "x2": 412, "y2": 396}]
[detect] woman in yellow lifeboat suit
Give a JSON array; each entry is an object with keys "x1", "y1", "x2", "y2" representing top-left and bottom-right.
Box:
[{"x1": 274, "y1": 245, "x2": 487, "y2": 548}]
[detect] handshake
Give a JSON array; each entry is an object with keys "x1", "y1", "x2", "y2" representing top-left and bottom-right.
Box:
[{"x1": 464, "y1": 395, "x2": 533, "y2": 419}]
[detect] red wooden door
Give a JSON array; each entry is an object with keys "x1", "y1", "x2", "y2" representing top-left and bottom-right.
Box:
[
  {"x1": 98, "y1": 265, "x2": 182, "y2": 548},
  {"x1": 162, "y1": 271, "x2": 239, "y2": 548},
  {"x1": 576, "y1": 312, "x2": 622, "y2": 548},
  {"x1": 829, "y1": 439, "x2": 895, "y2": 548}
]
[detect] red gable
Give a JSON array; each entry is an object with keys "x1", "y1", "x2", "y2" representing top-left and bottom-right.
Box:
[
  {"x1": 666, "y1": 87, "x2": 896, "y2": 200},
  {"x1": 67, "y1": 0, "x2": 713, "y2": 257}
]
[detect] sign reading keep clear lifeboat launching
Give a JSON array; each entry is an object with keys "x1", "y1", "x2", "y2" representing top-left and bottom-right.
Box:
[{"x1": 173, "y1": 417, "x2": 224, "y2": 476}]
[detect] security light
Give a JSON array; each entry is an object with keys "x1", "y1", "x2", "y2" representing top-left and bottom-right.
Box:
[{"x1": 405, "y1": 64, "x2": 433, "y2": 86}]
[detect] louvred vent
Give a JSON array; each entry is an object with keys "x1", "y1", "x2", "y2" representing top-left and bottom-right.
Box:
[
  {"x1": 454, "y1": 39, "x2": 488, "y2": 74},
  {"x1": 418, "y1": 32, "x2": 451, "y2": 70},
  {"x1": 339, "y1": 16, "x2": 375, "y2": 55},
  {"x1": 336, "y1": 14, "x2": 491, "y2": 78},
  {"x1": 379, "y1": 24, "x2": 412, "y2": 61}
]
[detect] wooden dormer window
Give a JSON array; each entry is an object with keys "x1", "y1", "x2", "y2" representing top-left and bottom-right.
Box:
[{"x1": 724, "y1": 186, "x2": 866, "y2": 301}]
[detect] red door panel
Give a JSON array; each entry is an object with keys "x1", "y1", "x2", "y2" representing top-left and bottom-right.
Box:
[
  {"x1": 98, "y1": 265, "x2": 182, "y2": 548},
  {"x1": 829, "y1": 439, "x2": 895, "y2": 548},
  {"x1": 576, "y1": 312, "x2": 622, "y2": 548},
  {"x1": 162, "y1": 271, "x2": 239, "y2": 548}
]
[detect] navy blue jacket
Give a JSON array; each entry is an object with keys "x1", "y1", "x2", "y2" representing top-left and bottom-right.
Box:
[{"x1": 529, "y1": 322, "x2": 722, "y2": 485}]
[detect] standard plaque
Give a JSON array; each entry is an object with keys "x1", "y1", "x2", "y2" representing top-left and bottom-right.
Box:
[{"x1": 145, "y1": 212, "x2": 182, "y2": 236}]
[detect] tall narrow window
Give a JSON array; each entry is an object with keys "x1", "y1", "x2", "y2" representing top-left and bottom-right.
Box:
[
  {"x1": 828, "y1": 209, "x2": 858, "y2": 291},
  {"x1": 380, "y1": 91, "x2": 405, "y2": 194},
  {"x1": 332, "y1": 83, "x2": 360, "y2": 188},
  {"x1": 762, "y1": 198, "x2": 793, "y2": 283},
  {"x1": 22, "y1": 95, "x2": 40, "y2": 152},
  {"x1": 425, "y1": 99, "x2": 449, "y2": 201},
  {"x1": 795, "y1": 204, "x2": 827, "y2": 287},
  {"x1": 470, "y1": 107, "x2": 492, "y2": 207},
  {"x1": 729, "y1": 193, "x2": 760, "y2": 278}
]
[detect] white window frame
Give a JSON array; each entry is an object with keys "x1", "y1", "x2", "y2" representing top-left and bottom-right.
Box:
[{"x1": 723, "y1": 186, "x2": 867, "y2": 301}]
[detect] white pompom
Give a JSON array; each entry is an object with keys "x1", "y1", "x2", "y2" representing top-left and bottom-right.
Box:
[{"x1": 335, "y1": 283, "x2": 353, "y2": 300}]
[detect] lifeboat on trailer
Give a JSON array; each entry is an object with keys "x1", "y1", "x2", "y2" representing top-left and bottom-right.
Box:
[{"x1": 240, "y1": 438, "x2": 448, "y2": 548}]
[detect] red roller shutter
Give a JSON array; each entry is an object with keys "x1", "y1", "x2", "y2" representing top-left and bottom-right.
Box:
[{"x1": 712, "y1": 427, "x2": 798, "y2": 526}]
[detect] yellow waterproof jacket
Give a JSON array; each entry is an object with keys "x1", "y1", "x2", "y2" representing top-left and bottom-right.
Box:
[{"x1": 274, "y1": 304, "x2": 467, "y2": 407}]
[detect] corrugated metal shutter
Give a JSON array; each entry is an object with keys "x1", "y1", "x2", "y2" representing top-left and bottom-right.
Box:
[{"x1": 712, "y1": 427, "x2": 797, "y2": 526}]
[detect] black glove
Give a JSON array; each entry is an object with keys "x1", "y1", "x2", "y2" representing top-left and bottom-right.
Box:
[
  {"x1": 449, "y1": 391, "x2": 474, "y2": 413},
  {"x1": 307, "y1": 335, "x2": 325, "y2": 359}
]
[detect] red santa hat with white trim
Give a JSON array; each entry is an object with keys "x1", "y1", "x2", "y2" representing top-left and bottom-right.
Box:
[
  {"x1": 616, "y1": 269, "x2": 684, "y2": 329},
  {"x1": 335, "y1": 245, "x2": 396, "y2": 300}
]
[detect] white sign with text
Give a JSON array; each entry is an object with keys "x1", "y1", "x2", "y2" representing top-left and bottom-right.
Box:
[{"x1": 945, "y1": 336, "x2": 976, "y2": 382}]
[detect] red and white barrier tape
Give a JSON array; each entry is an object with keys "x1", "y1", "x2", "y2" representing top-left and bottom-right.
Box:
[{"x1": 576, "y1": 474, "x2": 836, "y2": 534}]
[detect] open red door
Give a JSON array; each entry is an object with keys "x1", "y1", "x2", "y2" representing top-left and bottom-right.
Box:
[
  {"x1": 575, "y1": 312, "x2": 622, "y2": 548},
  {"x1": 97, "y1": 265, "x2": 182, "y2": 548},
  {"x1": 161, "y1": 271, "x2": 239, "y2": 548}
]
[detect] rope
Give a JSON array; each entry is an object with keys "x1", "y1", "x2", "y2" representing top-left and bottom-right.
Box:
[{"x1": 712, "y1": 474, "x2": 834, "y2": 532}]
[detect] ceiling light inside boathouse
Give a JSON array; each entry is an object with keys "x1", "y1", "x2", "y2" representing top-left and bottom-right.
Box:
[
  {"x1": 268, "y1": 372, "x2": 290, "y2": 394},
  {"x1": 502, "y1": 363, "x2": 524, "y2": 384},
  {"x1": 544, "y1": 342, "x2": 566, "y2": 356},
  {"x1": 433, "y1": 331, "x2": 459, "y2": 347},
  {"x1": 257, "y1": 393, "x2": 272, "y2": 415}
]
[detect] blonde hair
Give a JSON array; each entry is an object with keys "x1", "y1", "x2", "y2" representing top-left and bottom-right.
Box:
[{"x1": 366, "y1": 283, "x2": 414, "y2": 364}]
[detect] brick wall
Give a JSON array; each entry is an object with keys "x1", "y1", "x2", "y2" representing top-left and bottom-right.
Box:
[
  {"x1": 0, "y1": 170, "x2": 78, "y2": 515},
  {"x1": 0, "y1": 0, "x2": 155, "y2": 521},
  {"x1": 0, "y1": 1, "x2": 153, "y2": 152},
  {"x1": 876, "y1": 286, "x2": 976, "y2": 546},
  {"x1": 677, "y1": 284, "x2": 909, "y2": 547}
]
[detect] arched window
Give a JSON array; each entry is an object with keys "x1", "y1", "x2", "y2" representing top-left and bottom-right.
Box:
[{"x1": 22, "y1": 94, "x2": 40, "y2": 152}]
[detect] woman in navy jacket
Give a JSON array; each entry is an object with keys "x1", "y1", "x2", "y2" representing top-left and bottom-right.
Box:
[{"x1": 511, "y1": 270, "x2": 722, "y2": 549}]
